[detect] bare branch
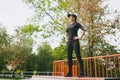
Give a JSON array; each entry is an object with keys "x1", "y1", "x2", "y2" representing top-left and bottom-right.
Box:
[{"x1": 44, "y1": 10, "x2": 62, "y2": 26}]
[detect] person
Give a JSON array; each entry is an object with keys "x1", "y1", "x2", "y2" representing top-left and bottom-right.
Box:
[{"x1": 64, "y1": 13, "x2": 86, "y2": 77}]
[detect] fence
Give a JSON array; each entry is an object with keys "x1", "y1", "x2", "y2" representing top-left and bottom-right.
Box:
[
  {"x1": 0, "y1": 71, "x2": 53, "y2": 79},
  {"x1": 52, "y1": 54, "x2": 120, "y2": 77}
]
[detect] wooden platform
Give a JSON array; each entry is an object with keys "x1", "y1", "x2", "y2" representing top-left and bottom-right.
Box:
[{"x1": 32, "y1": 76, "x2": 105, "y2": 80}]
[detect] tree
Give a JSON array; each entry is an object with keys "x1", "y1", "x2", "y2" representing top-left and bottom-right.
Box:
[
  {"x1": 0, "y1": 24, "x2": 34, "y2": 70},
  {"x1": 0, "y1": 55, "x2": 6, "y2": 71},
  {"x1": 0, "y1": 27, "x2": 11, "y2": 47},
  {"x1": 36, "y1": 43, "x2": 53, "y2": 71},
  {"x1": 21, "y1": 54, "x2": 36, "y2": 71},
  {"x1": 23, "y1": 0, "x2": 64, "y2": 43},
  {"x1": 1, "y1": 33, "x2": 33, "y2": 70},
  {"x1": 15, "y1": 24, "x2": 39, "y2": 35},
  {"x1": 62, "y1": 0, "x2": 119, "y2": 56},
  {"x1": 52, "y1": 44, "x2": 67, "y2": 60},
  {"x1": 0, "y1": 26, "x2": 12, "y2": 70},
  {"x1": 23, "y1": 0, "x2": 120, "y2": 57}
]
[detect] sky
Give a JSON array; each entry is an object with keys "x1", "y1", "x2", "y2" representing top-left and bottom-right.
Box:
[
  {"x1": 0, "y1": 0, "x2": 120, "y2": 51},
  {"x1": 0, "y1": 0, "x2": 34, "y2": 34},
  {"x1": 0, "y1": 0, "x2": 120, "y2": 34},
  {"x1": 108, "y1": 0, "x2": 120, "y2": 10}
]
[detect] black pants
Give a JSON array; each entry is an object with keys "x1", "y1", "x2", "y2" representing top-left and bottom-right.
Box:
[{"x1": 67, "y1": 40, "x2": 84, "y2": 75}]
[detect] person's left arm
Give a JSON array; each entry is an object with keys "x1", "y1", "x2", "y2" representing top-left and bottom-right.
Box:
[
  {"x1": 74, "y1": 29, "x2": 86, "y2": 40},
  {"x1": 74, "y1": 23, "x2": 86, "y2": 40}
]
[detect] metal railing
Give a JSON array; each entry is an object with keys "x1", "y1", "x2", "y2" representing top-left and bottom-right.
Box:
[
  {"x1": 52, "y1": 54, "x2": 120, "y2": 77},
  {"x1": 0, "y1": 71, "x2": 53, "y2": 79}
]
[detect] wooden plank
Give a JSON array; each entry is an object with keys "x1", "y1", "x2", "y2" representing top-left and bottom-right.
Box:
[{"x1": 32, "y1": 76, "x2": 104, "y2": 80}]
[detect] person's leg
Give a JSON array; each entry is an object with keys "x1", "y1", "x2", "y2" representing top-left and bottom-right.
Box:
[
  {"x1": 73, "y1": 40, "x2": 84, "y2": 77},
  {"x1": 65, "y1": 41, "x2": 73, "y2": 77}
]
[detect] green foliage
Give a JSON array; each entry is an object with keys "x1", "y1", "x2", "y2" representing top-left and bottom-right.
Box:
[
  {"x1": 23, "y1": 0, "x2": 120, "y2": 58},
  {"x1": 15, "y1": 24, "x2": 39, "y2": 35},
  {"x1": 0, "y1": 27, "x2": 11, "y2": 47},
  {"x1": 1, "y1": 35, "x2": 33, "y2": 70},
  {"x1": 0, "y1": 24, "x2": 33, "y2": 70},
  {"x1": 23, "y1": 0, "x2": 64, "y2": 39},
  {"x1": 22, "y1": 43, "x2": 68, "y2": 71},
  {"x1": 0, "y1": 55, "x2": 6, "y2": 71},
  {"x1": 35, "y1": 43, "x2": 53, "y2": 71},
  {"x1": 0, "y1": 27, "x2": 12, "y2": 70},
  {"x1": 52, "y1": 44, "x2": 67, "y2": 60},
  {"x1": 22, "y1": 54, "x2": 36, "y2": 71},
  {"x1": 0, "y1": 0, "x2": 120, "y2": 73}
]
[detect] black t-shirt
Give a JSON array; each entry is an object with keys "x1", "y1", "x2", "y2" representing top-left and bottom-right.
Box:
[{"x1": 66, "y1": 22, "x2": 86, "y2": 40}]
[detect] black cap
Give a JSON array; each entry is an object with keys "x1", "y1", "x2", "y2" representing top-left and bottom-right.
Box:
[{"x1": 68, "y1": 13, "x2": 77, "y2": 20}]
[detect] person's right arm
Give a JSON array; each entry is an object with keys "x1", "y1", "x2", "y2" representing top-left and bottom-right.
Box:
[{"x1": 65, "y1": 32, "x2": 68, "y2": 42}]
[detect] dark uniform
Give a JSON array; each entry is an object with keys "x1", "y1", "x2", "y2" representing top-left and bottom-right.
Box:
[{"x1": 66, "y1": 22, "x2": 86, "y2": 76}]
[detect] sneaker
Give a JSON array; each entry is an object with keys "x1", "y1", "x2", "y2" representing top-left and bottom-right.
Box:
[{"x1": 64, "y1": 72, "x2": 72, "y2": 77}]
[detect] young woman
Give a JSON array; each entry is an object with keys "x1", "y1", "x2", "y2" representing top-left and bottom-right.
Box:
[{"x1": 65, "y1": 14, "x2": 86, "y2": 77}]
